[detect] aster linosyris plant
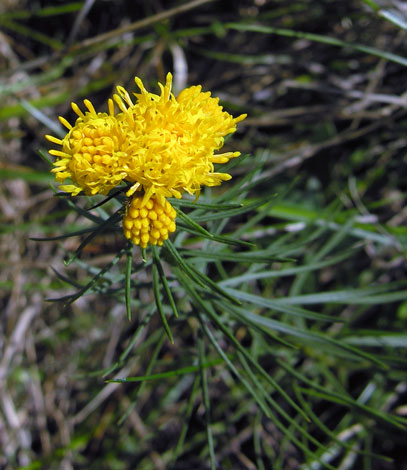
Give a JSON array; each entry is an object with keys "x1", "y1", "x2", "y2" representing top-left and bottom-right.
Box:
[
  {"x1": 36, "y1": 13, "x2": 406, "y2": 468},
  {"x1": 46, "y1": 73, "x2": 246, "y2": 250}
]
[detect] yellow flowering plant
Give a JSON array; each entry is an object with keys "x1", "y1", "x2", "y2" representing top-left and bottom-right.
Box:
[
  {"x1": 39, "y1": 75, "x2": 405, "y2": 470},
  {"x1": 46, "y1": 73, "x2": 246, "y2": 249},
  {"x1": 27, "y1": 5, "x2": 406, "y2": 468}
]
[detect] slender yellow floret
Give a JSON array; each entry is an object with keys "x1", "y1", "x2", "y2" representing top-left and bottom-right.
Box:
[
  {"x1": 123, "y1": 195, "x2": 177, "y2": 248},
  {"x1": 114, "y1": 73, "x2": 247, "y2": 201},
  {"x1": 46, "y1": 100, "x2": 129, "y2": 196}
]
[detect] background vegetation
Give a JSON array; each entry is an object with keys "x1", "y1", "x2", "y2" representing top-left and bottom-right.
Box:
[{"x1": 0, "y1": 0, "x2": 406, "y2": 469}]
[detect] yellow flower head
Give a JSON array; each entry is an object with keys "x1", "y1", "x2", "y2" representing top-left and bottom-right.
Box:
[
  {"x1": 46, "y1": 73, "x2": 246, "y2": 248},
  {"x1": 123, "y1": 194, "x2": 176, "y2": 248},
  {"x1": 46, "y1": 99, "x2": 129, "y2": 196},
  {"x1": 113, "y1": 73, "x2": 246, "y2": 202}
]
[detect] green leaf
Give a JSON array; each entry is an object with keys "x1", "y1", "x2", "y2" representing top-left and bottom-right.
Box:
[
  {"x1": 226, "y1": 22, "x2": 407, "y2": 66},
  {"x1": 219, "y1": 249, "x2": 357, "y2": 287},
  {"x1": 198, "y1": 313, "x2": 273, "y2": 418},
  {"x1": 47, "y1": 247, "x2": 127, "y2": 305},
  {"x1": 343, "y1": 333, "x2": 407, "y2": 348},
  {"x1": 125, "y1": 243, "x2": 133, "y2": 321},
  {"x1": 176, "y1": 222, "x2": 255, "y2": 247},
  {"x1": 152, "y1": 264, "x2": 174, "y2": 344},
  {"x1": 277, "y1": 360, "x2": 405, "y2": 429},
  {"x1": 107, "y1": 357, "x2": 224, "y2": 382},
  {"x1": 103, "y1": 308, "x2": 156, "y2": 378},
  {"x1": 269, "y1": 284, "x2": 407, "y2": 306},
  {"x1": 191, "y1": 196, "x2": 270, "y2": 222},
  {"x1": 117, "y1": 331, "x2": 166, "y2": 425},
  {"x1": 221, "y1": 289, "x2": 342, "y2": 322},
  {"x1": 64, "y1": 209, "x2": 122, "y2": 266},
  {"x1": 171, "y1": 375, "x2": 200, "y2": 467},
  {"x1": 179, "y1": 275, "x2": 310, "y2": 423},
  {"x1": 30, "y1": 227, "x2": 96, "y2": 242},
  {"x1": 198, "y1": 334, "x2": 216, "y2": 470},
  {"x1": 151, "y1": 246, "x2": 179, "y2": 318},
  {"x1": 164, "y1": 239, "x2": 241, "y2": 305},
  {"x1": 220, "y1": 300, "x2": 388, "y2": 368},
  {"x1": 170, "y1": 198, "x2": 243, "y2": 210},
  {"x1": 292, "y1": 383, "x2": 393, "y2": 463},
  {"x1": 0, "y1": 167, "x2": 53, "y2": 184},
  {"x1": 180, "y1": 248, "x2": 293, "y2": 264}
]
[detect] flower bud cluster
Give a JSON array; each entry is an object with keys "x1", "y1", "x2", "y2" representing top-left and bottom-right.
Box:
[{"x1": 123, "y1": 195, "x2": 176, "y2": 248}]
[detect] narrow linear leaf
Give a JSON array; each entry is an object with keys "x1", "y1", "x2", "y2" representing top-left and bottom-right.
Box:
[
  {"x1": 65, "y1": 209, "x2": 122, "y2": 266},
  {"x1": 49, "y1": 266, "x2": 82, "y2": 289},
  {"x1": 292, "y1": 383, "x2": 393, "y2": 462},
  {"x1": 117, "y1": 332, "x2": 166, "y2": 425},
  {"x1": 87, "y1": 188, "x2": 126, "y2": 210},
  {"x1": 176, "y1": 207, "x2": 217, "y2": 237},
  {"x1": 188, "y1": 288, "x2": 343, "y2": 470},
  {"x1": 198, "y1": 335, "x2": 216, "y2": 470},
  {"x1": 223, "y1": 287, "x2": 343, "y2": 322},
  {"x1": 198, "y1": 313, "x2": 273, "y2": 418},
  {"x1": 108, "y1": 357, "x2": 224, "y2": 383},
  {"x1": 164, "y1": 239, "x2": 241, "y2": 304},
  {"x1": 222, "y1": 300, "x2": 387, "y2": 367},
  {"x1": 176, "y1": 222, "x2": 255, "y2": 247},
  {"x1": 0, "y1": 18, "x2": 63, "y2": 50},
  {"x1": 63, "y1": 197, "x2": 108, "y2": 224},
  {"x1": 269, "y1": 284, "x2": 407, "y2": 305},
  {"x1": 215, "y1": 160, "x2": 266, "y2": 204},
  {"x1": 226, "y1": 22, "x2": 407, "y2": 66},
  {"x1": 343, "y1": 334, "x2": 407, "y2": 348},
  {"x1": 220, "y1": 249, "x2": 357, "y2": 287},
  {"x1": 180, "y1": 248, "x2": 291, "y2": 264},
  {"x1": 277, "y1": 360, "x2": 405, "y2": 429},
  {"x1": 236, "y1": 351, "x2": 332, "y2": 460},
  {"x1": 193, "y1": 47, "x2": 292, "y2": 65},
  {"x1": 0, "y1": 167, "x2": 53, "y2": 184},
  {"x1": 163, "y1": 238, "x2": 207, "y2": 288},
  {"x1": 178, "y1": 272, "x2": 310, "y2": 423},
  {"x1": 125, "y1": 243, "x2": 133, "y2": 321},
  {"x1": 38, "y1": 148, "x2": 54, "y2": 166},
  {"x1": 103, "y1": 307, "x2": 156, "y2": 377},
  {"x1": 48, "y1": 247, "x2": 126, "y2": 305},
  {"x1": 192, "y1": 196, "x2": 270, "y2": 222},
  {"x1": 152, "y1": 264, "x2": 174, "y2": 344},
  {"x1": 267, "y1": 202, "x2": 399, "y2": 246},
  {"x1": 30, "y1": 227, "x2": 96, "y2": 241},
  {"x1": 152, "y1": 246, "x2": 179, "y2": 318},
  {"x1": 171, "y1": 375, "x2": 200, "y2": 467},
  {"x1": 170, "y1": 198, "x2": 243, "y2": 210}
]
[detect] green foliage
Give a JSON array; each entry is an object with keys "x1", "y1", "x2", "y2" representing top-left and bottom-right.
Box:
[{"x1": 1, "y1": 1, "x2": 406, "y2": 470}]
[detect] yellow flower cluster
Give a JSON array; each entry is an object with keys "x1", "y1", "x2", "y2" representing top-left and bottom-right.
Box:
[
  {"x1": 123, "y1": 195, "x2": 177, "y2": 248},
  {"x1": 46, "y1": 73, "x2": 246, "y2": 248}
]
